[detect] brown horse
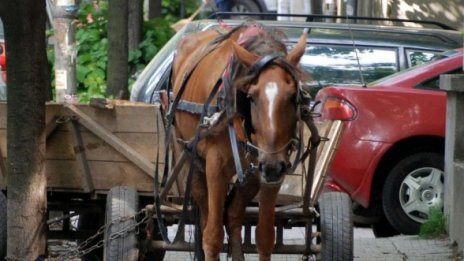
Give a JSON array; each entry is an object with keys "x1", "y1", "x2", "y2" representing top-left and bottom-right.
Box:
[{"x1": 171, "y1": 22, "x2": 307, "y2": 261}]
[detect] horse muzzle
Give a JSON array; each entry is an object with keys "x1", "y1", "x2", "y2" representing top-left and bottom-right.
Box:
[{"x1": 258, "y1": 160, "x2": 290, "y2": 186}]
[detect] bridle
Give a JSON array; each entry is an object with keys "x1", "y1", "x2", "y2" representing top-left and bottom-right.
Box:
[{"x1": 236, "y1": 53, "x2": 308, "y2": 170}]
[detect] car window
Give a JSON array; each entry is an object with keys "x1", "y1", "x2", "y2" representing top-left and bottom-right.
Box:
[
  {"x1": 406, "y1": 49, "x2": 441, "y2": 67},
  {"x1": 416, "y1": 68, "x2": 463, "y2": 90},
  {"x1": 299, "y1": 45, "x2": 398, "y2": 95}
]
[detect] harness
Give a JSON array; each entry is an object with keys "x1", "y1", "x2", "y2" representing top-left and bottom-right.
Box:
[{"x1": 152, "y1": 28, "x2": 322, "y2": 253}]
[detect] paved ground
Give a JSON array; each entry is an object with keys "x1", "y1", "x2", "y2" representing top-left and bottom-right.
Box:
[
  {"x1": 46, "y1": 227, "x2": 462, "y2": 260},
  {"x1": 162, "y1": 228, "x2": 462, "y2": 260}
]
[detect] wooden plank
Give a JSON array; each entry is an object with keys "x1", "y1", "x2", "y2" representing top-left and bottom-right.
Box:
[
  {"x1": 63, "y1": 102, "x2": 161, "y2": 133},
  {"x1": 45, "y1": 131, "x2": 164, "y2": 162},
  {"x1": 46, "y1": 160, "x2": 160, "y2": 192},
  {"x1": 275, "y1": 120, "x2": 342, "y2": 206},
  {"x1": 69, "y1": 119, "x2": 95, "y2": 193},
  {"x1": 65, "y1": 104, "x2": 156, "y2": 179},
  {"x1": 310, "y1": 120, "x2": 343, "y2": 206},
  {"x1": 1, "y1": 129, "x2": 165, "y2": 162},
  {"x1": 0, "y1": 102, "x2": 166, "y2": 192}
]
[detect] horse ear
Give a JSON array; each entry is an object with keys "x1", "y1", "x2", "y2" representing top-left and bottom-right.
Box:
[
  {"x1": 286, "y1": 29, "x2": 307, "y2": 66},
  {"x1": 231, "y1": 41, "x2": 259, "y2": 68}
]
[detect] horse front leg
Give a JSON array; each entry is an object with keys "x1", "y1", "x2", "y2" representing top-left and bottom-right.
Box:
[
  {"x1": 256, "y1": 186, "x2": 280, "y2": 261},
  {"x1": 190, "y1": 169, "x2": 209, "y2": 261},
  {"x1": 225, "y1": 174, "x2": 260, "y2": 261},
  {"x1": 202, "y1": 150, "x2": 233, "y2": 261}
]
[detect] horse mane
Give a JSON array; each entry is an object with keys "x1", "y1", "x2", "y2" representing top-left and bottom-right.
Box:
[{"x1": 228, "y1": 24, "x2": 307, "y2": 93}]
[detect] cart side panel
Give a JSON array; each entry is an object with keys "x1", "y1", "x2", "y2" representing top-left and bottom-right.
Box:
[
  {"x1": 0, "y1": 102, "x2": 166, "y2": 193},
  {"x1": 276, "y1": 120, "x2": 339, "y2": 203}
]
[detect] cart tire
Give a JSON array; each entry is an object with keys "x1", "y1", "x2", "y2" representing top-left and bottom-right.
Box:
[
  {"x1": 318, "y1": 192, "x2": 353, "y2": 261},
  {"x1": 104, "y1": 186, "x2": 139, "y2": 261},
  {"x1": 0, "y1": 191, "x2": 6, "y2": 259}
]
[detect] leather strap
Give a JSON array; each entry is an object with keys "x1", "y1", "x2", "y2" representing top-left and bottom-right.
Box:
[{"x1": 248, "y1": 53, "x2": 283, "y2": 77}]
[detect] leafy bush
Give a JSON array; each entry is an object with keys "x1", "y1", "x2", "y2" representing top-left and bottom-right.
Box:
[
  {"x1": 49, "y1": 1, "x2": 175, "y2": 103},
  {"x1": 74, "y1": 1, "x2": 109, "y2": 102}
]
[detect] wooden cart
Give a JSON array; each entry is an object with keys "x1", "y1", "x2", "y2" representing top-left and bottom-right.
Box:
[{"x1": 0, "y1": 100, "x2": 351, "y2": 260}]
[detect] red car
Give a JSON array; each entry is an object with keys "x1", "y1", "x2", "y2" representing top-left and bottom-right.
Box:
[{"x1": 315, "y1": 49, "x2": 463, "y2": 236}]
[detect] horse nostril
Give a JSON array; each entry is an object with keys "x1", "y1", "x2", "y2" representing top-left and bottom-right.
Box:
[
  {"x1": 259, "y1": 161, "x2": 288, "y2": 184},
  {"x1": 281, "y1": 161, "x2": 289, "y2": 173}
]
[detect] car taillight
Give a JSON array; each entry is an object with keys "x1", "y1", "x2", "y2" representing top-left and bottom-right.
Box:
[{"x1": 321, "y1": 96, "x2": 356, "y2": 121}]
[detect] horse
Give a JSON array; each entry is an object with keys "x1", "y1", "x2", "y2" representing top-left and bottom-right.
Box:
[{"x1": 170, "y1": 21, "x2": 308, "y2": 261}]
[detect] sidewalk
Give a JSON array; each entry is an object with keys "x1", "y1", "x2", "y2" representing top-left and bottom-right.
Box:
[
  {"x1": 354, "y1": 235, "x2": 460, "y2": 260},
  {"x1": 163, "y1": 228, "x2": 462, "y2": 260}
]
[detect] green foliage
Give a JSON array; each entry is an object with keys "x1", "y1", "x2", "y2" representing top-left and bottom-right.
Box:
[
  {"x1": 48, "y1": 1, "x2": 175, "y2": 103},
  {"x1": 74, "y1": 1, "x2": 109, "y2": 102},
  {"x1": 162, "y1": 0, "x2": 202, "y2": 23},
  {"x1": 128, "y1": 18, "x2": 174, "y2": 74},
  {"x1": 419, "y1": 208, "x2": 447, "y2": 239}
]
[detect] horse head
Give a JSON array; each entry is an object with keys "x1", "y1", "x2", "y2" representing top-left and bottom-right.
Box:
[{"x1": 231, "y1": 30, "x2": 307, "y2": 186}]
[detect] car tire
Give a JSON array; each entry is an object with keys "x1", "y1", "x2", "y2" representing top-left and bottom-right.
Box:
[
  {"x1": 371, "y1": 215, "x2": 399, "y2": 238},
  {"x1": 231, "y1": 0, "x2": 261, "y2": 13},
  {"x1": 382, "y1": 152, "x2": 444, "y2": 235}
]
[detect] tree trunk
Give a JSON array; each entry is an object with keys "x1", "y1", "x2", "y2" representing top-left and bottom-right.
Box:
[
  {"x1": 148, "y1": 0, "x2": 162, "y2": 19},
  {"x1": 0, "y1": 0, "x2": 49, "y2": 260},
  {"x1": 107, "y1": 0, "x2": 129, "y2": 99},
  {"x1": 128, "y1": 0, "x2": 143, "y2": 52}
]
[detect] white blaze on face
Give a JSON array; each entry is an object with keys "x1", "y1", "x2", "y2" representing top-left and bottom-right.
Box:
[{"x1": 265, "y1": 82, "x2": 279, "y2": 132}]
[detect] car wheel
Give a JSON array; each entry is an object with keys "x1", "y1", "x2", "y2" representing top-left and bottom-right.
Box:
[
  {"x1": 371, "y1": 215, "x2": 399, "y2": 238},
  {"x1": 382, "y1": 152, "x2": 444, "y2": 235},
  {"x1": 231, "y1": 0, "x2": 261, "y2": 13}
]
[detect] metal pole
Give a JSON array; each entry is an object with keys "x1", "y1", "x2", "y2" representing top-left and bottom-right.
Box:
[{"x1": 51, "y1": 0, "x2": 80, "y2": 103}]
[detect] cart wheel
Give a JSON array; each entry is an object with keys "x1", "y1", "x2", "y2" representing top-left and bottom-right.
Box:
[
  {"x1": 0, "y1": 191, "x2": 6, "y2": 259},
  {"x1": 104, "y1": 186, "x2": 139, "y2": 261},
  {"x1": 318, "y1": 192, "x2": 353, "y2": 261}
]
